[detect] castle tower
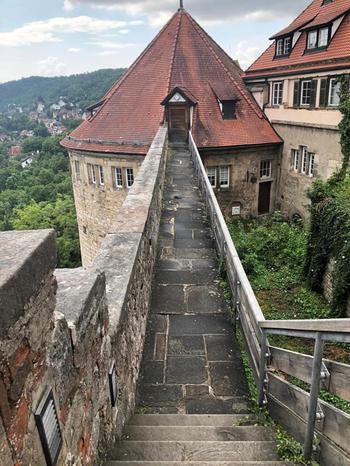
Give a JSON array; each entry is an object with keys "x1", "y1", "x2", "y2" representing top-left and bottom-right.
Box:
[{"x1": 61, "y1": 6, "x2": 281, "y2": 266}]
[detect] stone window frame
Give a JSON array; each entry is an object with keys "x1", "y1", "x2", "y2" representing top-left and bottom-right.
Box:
[
  {"x1": 74, "y1": 160, "x2": 81, "y2": 181},
  {"x1": 219, "y1": 166, "x2": 230, "y2": 188},
  {"x1": 126, "y1": 167, "x2": 134, "y2": 188},
  {"x1": 260, "y1": 160, "x2": 272, "y2": 179},
  {"x1": 301, "y1": 146, "x2": 308, "y2": 174},
  {"x1": 291, "y1": 148, "x2": 300, "y2": 172},
  {"x1": 206, "y1": 167, "x2": 217, "y2": 188},
  {"x1": 87, "y1": 163, "x2": 97, "y2": 184},
  {"x1": 98, "y1": 166, "x2": 105, "y2": 186},
  {"x1": 114, "y1": 167, "x2": 123, "y2": 189},
  {"x1": 308, "y1": 152, "x2": 316, "y2": 177}
]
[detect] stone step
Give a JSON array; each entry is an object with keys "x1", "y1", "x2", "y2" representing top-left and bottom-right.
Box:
[
  {"x1": 123, "y1": 425, "x2": 275, "y2": 442},
  {"x1": 129, "y1": 414, "x2": 253, "y2": 427},
  {"x1": 111, "y1": 440, "x2": 279, "y2": 462},
  {"x1": 106, "y1": 462, "x2": 291, "y2": 466}
]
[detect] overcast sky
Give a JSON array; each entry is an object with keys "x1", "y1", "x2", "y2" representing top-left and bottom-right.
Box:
[{"x1": 0, "y1": 0, "x2": 310, "y2": 83}]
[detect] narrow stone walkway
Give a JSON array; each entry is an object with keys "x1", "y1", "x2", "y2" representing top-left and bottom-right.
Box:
[
  {"x1": 106, "y1": 144, "x2": 288, "y2": 465},
  {"x1": 138, "y1": 144, "x2": 249, "y2": 414}
]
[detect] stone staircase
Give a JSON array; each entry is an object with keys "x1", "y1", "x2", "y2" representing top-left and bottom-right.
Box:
[{"x1": 105, "y1": 144, "x2": 290, "y2": 465}]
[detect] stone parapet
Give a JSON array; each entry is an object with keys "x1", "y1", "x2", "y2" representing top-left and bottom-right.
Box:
[{"x1": 0, "y1": 126, "x2": 168, "y2": 465}]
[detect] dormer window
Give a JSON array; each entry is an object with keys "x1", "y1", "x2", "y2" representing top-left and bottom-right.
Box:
[
  {"x1": 220, "y1": 100, "x2": 236, "y2": 120},
  {"x1": 306, "y1": 26, "x2": 330, "y2": 51},
  {"x1": 275, "y1": 36, "x2": 292, "y2": 57}
]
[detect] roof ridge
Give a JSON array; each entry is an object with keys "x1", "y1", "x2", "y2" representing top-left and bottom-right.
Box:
[
  {"x1": 88, "y1": 11, "x2": 179, "y2": 124},
  {"x1": 185, "y1": 12, "x2": 262, "y2": 119},
  {"x1": 165, "y1": 11, "x2": 183, "y2": 117}
]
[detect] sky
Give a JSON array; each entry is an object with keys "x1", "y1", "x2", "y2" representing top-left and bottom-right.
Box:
[{"x1": 0, "y1": 0, "x2": 311, "y2": 83}]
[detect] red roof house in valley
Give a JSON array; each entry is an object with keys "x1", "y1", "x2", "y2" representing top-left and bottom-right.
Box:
[{"x1": 62, "y1": 4, "x2": 283, "y2": 267}]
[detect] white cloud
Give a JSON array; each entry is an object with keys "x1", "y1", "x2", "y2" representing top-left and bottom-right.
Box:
[
  {"x1": 89, "y1": 40, "x2": 136, "y2": 49},
  {"x1": 63, "y1": 0, "x2": 309, "y2": 26},
  {"x1": 68, "y1": 47, "x2": 81, "y2": 52},
  {"x1": 0, "y1": 16, "x2": 143, "y2": 47},
  {"x1": 37, "y1": 56, "x2": 68, "y2": 76},
  {"x1": 232, "y1": 41, "x2": 262, "y2": 69},
  {"x1": 98, "y1": 50, "x2": 119, "y2": 56}
]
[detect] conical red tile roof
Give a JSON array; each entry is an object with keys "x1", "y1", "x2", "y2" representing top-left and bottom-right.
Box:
[{"x1": 62, "y1": 9, "x2": 281, "y2": 155}]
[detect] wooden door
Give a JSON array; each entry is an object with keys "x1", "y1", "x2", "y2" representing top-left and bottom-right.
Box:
[
  {"x1": 258, "y1": 181, "x2": 272, "y2": 215},
  {"x1": 169, "y1": 106, "x2": 188, "y2": 142}
]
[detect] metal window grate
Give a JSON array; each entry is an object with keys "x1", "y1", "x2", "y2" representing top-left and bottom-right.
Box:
[
  {"x1": 35, "y1": 388, "x2": 62, "y2": 466},
  {"x1": 109, "y1": 362, "x2": 118, "y2": 407}
]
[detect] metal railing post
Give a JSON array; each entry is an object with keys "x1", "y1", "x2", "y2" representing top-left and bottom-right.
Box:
[
  {"x1": 304, "y1": 332, "x2": 324, "y2": 460},
  {"x1": 258, "y1": 329, "x2": 268, "y2": 406}
]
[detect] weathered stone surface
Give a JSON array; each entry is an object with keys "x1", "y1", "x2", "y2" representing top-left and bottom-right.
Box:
[
  {"x1": 166, "y1": 357, "x2": 208, "y2": 384},
  {"x1": 0, "y1": 229, "x2": 56, "y2": 338}
]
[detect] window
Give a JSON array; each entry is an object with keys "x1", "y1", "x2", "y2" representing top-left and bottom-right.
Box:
[
  {"x1": 74, "y1": 160, "x2": 80, "y2": 181},
  {"x1": 308, "y1": 153, "x2": 315, "y2": 177},
  {"x1": 328, "y1": 78, "x2": 341, "y2": 106},
  {"x1": 291, "y1": 149, "x2": 300, "y2": 172},
  {"x1": 99, "y1": 166, "x2": 104, "y2": 186},
  {"x1": 319, "y1": 27, "x2": 329, "y2": 47},
  {"x1": 260, "y1": 160, "x2": 272, "y2": 179},
  {"x1": 284, "y1": 37, "x2": 291, "y2": 55},
  {"x1": 307, "y1": 27, "x2": 329, "y2": 50},
  {"x1": 115, "y1": 167, "x2": 123, "y2": 188},
  {"x1": 276, "y1": 36, "x2": 291, "y2": 57},
  {"x1": 207, "y1": 167, "x2": 217, "y2": 187},
  {"x1": 307, "y1": 30, "x2": 318, "y2": 49},
  {"x1": 219, "y1": 166, "x2": 230, "y2": 188},
  {"x1": 300, "y1": 80, "x2": 312, "y2": 106},
  {"x1": 87, "y1": 163, "x2": 96, "y2": 184},
  {"x1": 126, "y1": 168, "x2": 134, "y2": 188},
  {"x1": 301, "y1": 146, "x2": 308, "y2": 174},
  {"x1": 221, "y1": 100, "x2": 236, "y2": 120},
  {"x1": 272, "y1": 82, "x2": 283, "y2": 106}
]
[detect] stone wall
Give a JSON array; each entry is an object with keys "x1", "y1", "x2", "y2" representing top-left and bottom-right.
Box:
[
  {"x1": 200, "y1": 144, "x2": 282, "y2": 218},
  {"x1": 69, "y1": 151, "x2": 144, "y2": 267},
  {"x1": 0, "y1": 127, "x2": 168, "y2": 465},
  {"x1": 322, "y1": 258, "x2": 350, "y2": 318},
  {"x1": 273, "y1": 121, "x2": 342, "y2": 219}
]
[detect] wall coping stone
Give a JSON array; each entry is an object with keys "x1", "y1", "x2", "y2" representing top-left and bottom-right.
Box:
[
  {"x1": 272, "y1": 119, "x2": 339, "y2": 131},
  {"x1": 55, "y1": 268, "x2": 106, "y2": 345},
  {"x1": 92, "y1": 126, "x2": 167, "y2": 334},
  {"x1": 0, "y1": 229, "x2": 56, "y2": 338}
]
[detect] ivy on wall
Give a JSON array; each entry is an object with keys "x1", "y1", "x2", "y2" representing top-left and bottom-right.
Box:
[{"x1": 305, "y1": 77, "x2": 350, "y2": 317}]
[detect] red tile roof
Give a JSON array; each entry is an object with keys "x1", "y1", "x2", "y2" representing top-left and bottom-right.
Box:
[
  {"x1": 62, "y1": 9, "x2": 281, "y2": 155},
  {"x1": 246, "y1": 0, "x2": 350, "y2": 79}
]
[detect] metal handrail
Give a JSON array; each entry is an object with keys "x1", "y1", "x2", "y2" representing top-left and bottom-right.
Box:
[{"x1": 188, "y1": 131, "x2": 350, "y2": 462}]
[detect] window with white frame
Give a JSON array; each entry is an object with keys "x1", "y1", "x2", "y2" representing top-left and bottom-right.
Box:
[
  {"x1": 308, "y1": 153, "x2": 315, "y2": 177},
  {"x1": 219, "y1": 166, "x2": 230, "y2": 188},
  {"x1": 99, "y1": 166, "x2": 104, "y2": 185},
  {"x1": 272, "y1": 81, "x2": 283, "y2": 106},
  {"x1": 328, "y1": 78, "x2": 341, "y2": 106},
  {"x1": 291, "y1": 149, "x2": 300, "y2": 172},
  {"x1": 126, "y1": 168, "x2": 134, "y2": 188},
  {"x1": 260, "y1": 160, "x2": 272, "y2": 179},
  {"x1": 318, "y1": 27, "x2": 329, "y2": 47},
  {"x1": 301, "y1": 146, "x2": 308, "y2": 174},
  {"x1": 300, "y1": 80, "x2": 312, "y2": 106},
  {"x1": 87, "y1": 163, "x2": 97, "y2": 184},
  {"x1": 276, "y1": 36, "x2": 291, "y2": 57},
  {"x1": 307, "y1": 30, "x2": 318, "y2": 49},
  {"x1": 207, "y1": 167, "x2": 217, "y2": 187},
  {"x1": 115, "y1": 167, "x2": 123, "y2": 188},
  {"x1": 74, "y1": 160, "x2": 81, "y2": 181}
]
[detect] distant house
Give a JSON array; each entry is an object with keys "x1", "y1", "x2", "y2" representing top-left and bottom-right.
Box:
[
  {"x1": 8, "y1": 145, "x2": 22, "y2": 157},
  {"x1": 20, "y1": 129, "x2": 35, "y2": 138},
  {"x1": 21, "y1": 156, "x2": 33, "y2": 168},
  {"x1": 37, "y1": 102, "x2": 45, "y2": 113},
  {"x1": 244, "y1": 0, "x2": 350, "y2": 218}
]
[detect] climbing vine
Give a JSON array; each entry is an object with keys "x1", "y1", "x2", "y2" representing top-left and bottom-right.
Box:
[{"x1": 305, "y1": 78, "x2": 350, "y2": 317}]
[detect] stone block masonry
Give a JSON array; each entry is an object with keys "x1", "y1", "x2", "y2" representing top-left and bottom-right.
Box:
[{"x1": 0, "y1": 127, "x2": 168, "y2": 465}]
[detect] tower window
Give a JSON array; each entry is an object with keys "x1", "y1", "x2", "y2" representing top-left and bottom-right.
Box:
[
  {"x1": 99, "y1": 166, "x2": 105, "y2": 186},
  {"x1": 126, "y1": 168, "x2": 134, "y2": 188},
  {"x1": 74, "y1": 160, "x2": 81, "y2": 181},
  {"x1": 115, "y1": 167, "x2": 123, "y2": 188}
]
